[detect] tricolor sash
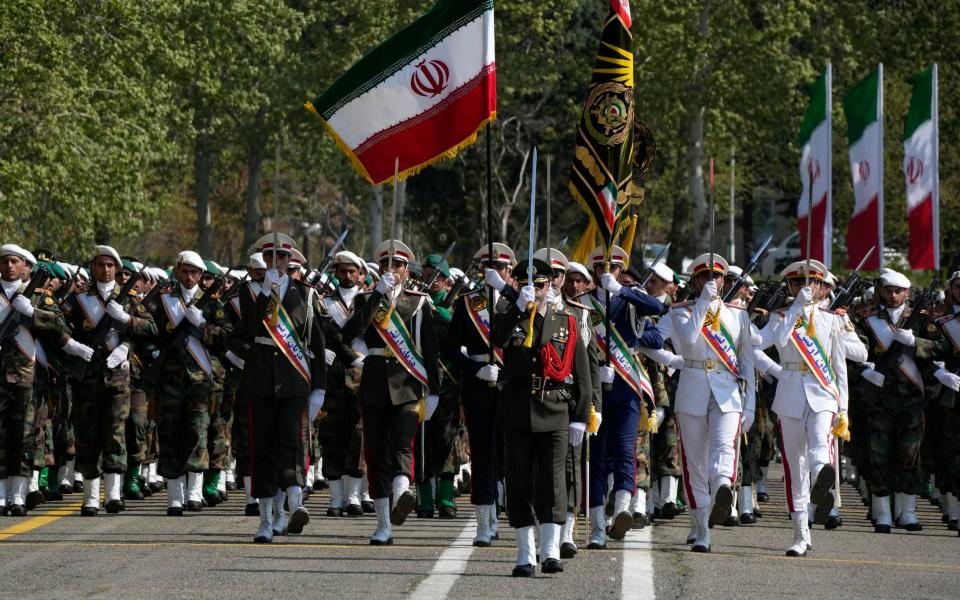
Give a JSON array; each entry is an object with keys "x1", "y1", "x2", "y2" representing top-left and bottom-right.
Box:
[
  {"x1": 788, "y1": 315, "x2": 840, "y2": 402},
  {"x1": 0, "y1": 293, "x2": 37, "y2": 361},
  {"x1": 161, "y1": 293, "x2": 214, "y2": 378},
  {"x1": 865, "y1": 314, "x2": 923, "y2": 389},
  {"x1": 464, "y1": 294, "x2": 504, "y2": 365},
  {"x1": 262, "y1": 299, "x2": 312, "y2": 384},
  {"x1": 588, "y1": 295, "x2": 654, "y2": 402},
  {"x1": 373, "y1": 301, "x2": 430, "y2": 388},
  {"x1": 939, "y1": 316, "x2": 960, "y2": 353},
  {"x1": 700, "y1": 305, "x2": 741, "y2": 378}
]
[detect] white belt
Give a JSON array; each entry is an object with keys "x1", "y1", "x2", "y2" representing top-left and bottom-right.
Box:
[
  {"x1": 367, "y1": 347, "x2": 395, "y2": 358},
  {"x1": 683, "y1": 358, "x2": 718, "y2": 372},
  {"x1": 469, "y1": 353, "x2": 494, "y2": 361},
  {"x1": 254, "y1": 336, "x2": 275, "y2": 346},
  {"x1": 780, "y1": 361, "x2": 810, "y2": 372}
]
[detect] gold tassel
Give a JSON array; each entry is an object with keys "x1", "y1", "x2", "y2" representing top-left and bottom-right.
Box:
[
  {"x1": 647, "y1": 402, "x2": 659, "y2": 434},
  {"x1": 710, "y1": 304, "x2": 721, "y2": 332},
  {"x1": 587, "y1": 405, "x2": 600, "y2": 434},
  {"x1": 269, "y1": 291, "x2": 280, "y2": 327},
  {"x1": 415, "y1": 397, "x2": 427, "y2": 423},
  {"x1": 522, "y1": 304, "x2": 537, "y2": 348},
  {"x1": 831, "y1": 411, "x2": 851, "y2": 442},
  {"x1": 570, "y1": 221, "x2": 599, "y2": 264},
  {"x1": 806, "y1": 306, "x2": 817, "y2": 338},
  {"x1": 621, "y1": 214, "x2": 639, "y2": 270},
  {"x1": 639, "y1": 402, "x2": 650, "y2": 432}
]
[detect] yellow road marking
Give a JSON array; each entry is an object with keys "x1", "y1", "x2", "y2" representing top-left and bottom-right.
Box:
[{"x1": 0, "y1": 502, "x2": 83, "y2": 541}]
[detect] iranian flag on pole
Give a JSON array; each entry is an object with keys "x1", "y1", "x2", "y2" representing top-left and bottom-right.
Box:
[
  {"x1": 843, "y1": 66, "x2": 884, "y2": 270},
  {"x1": 797, "y1": 66, "x2": 832, "y2": 265},
  {"x1": 305, "y1": 0, "x2": 495, "y2": 185},
  {"x1": 903, "y1": 65, "x2": 939, "y2": 270}
]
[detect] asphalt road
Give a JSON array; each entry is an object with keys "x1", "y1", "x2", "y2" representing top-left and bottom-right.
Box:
[{"x1": 1, "y1": 464, "x2": 958, "y2": 599}]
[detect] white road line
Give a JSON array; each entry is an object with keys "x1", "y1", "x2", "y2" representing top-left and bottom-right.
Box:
[
  {"x1": 621, "y1": 525, "x2": 655, "y2": 600},
  {"x1": 409, "y1": 518, "x2": 478, "y2": 600}
]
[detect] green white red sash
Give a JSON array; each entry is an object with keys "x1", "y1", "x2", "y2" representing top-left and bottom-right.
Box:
[
  {"x1": 373, "y1": 301, "x2": 430, "y2": 388},
  {"x1": 700, "y1": 305, "x2": 741, "y2": 378},
  {"x1": 588, "y1": 295, "x2": 654, "y2": 402},
  {"x1": 788, "y1": 314, "x2": 840, "y2": 402},
  {"x1": 464, "y1": 293, "x2": 504, "y2": 365},
  {"x1": 262, "y1": 301, "x2": 311, "y2": 384}
]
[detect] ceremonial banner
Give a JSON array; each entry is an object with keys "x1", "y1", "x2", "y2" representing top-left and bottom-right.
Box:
[
  {"x1": 903, "y1": 65, "x2": 939, "y2": 270},
  {"x1": 796, "y1": 66, "x2": 832, "y2": 265},
  {"x1": 568, "y1": 0, "x2": 635, "y2": 256},
  {"x1": 844, "y1": 66, "x2": 884, "y2": 270},
  {"x1": 306, "y1": 0, "x2": 495, "y2": 185}
]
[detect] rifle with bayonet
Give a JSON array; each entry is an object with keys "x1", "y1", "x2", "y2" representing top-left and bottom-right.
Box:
[
  {"x1": 0, "y1": 265, "x2": 51, "y2": 341},
  {"x1": 141, "y1": 275, "x2": 227, "y2": 385},
  {"x1": 830, "y1": 246, "x2": 876, "y2": 311},
  {"x1": 723, "y1": 235, "x2": 773, "y2": 303}
]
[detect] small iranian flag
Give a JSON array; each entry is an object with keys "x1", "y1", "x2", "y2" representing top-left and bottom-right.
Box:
[
  {"x1": 843, "y1": 66, "x2": 884, "y2": 270},
  {"x1": 306, "y1": 0, "x2": 495, "y2": 185},
  {"x1": 903, "y1": 65, "x2": 939, "y2": 270},
  {"x1": 796, "y1": 66, "x2": 832, "y2": 265}
]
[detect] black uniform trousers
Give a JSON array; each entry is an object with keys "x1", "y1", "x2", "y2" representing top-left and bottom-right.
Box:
[
  {"x1": 249, "y1": 394, "x2": 306, "y2": 498},
  {"x1": 360, "y1": 394, "x2": 419, "y2": 500},
  {"x1": 503, "y1": 427, "x2": 567, "y2": 528},
  {"x1": 461, "y1": 382, "x2": 499, "y2": 506}
]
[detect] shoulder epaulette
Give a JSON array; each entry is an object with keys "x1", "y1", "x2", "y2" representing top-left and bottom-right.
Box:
[
  {"x1": 565, "y1": 298, "x2": 591, "y2": 311},
  {"x1": 404, "y1": 289, "x2": 428, "y2": 296}
]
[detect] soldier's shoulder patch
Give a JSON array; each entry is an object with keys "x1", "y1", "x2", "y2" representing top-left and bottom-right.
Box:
[
  {"x1": 128, "y1": 288, "x2": 138, "y2": 296},
  {"x1": 927, "y1": 322, "x2": 939, "y2": 333},
  {"x1": 43, "y1": 295, "x2": 54, "y2": 306},
  {"x1": 469, "y1": 296, "x2": 487, "y2": 312},
  {"x1": 215, "y1": 308, "x2": 225, "y2": 319},
  {"x1": 590, "y1": 310, "x2": 602, "y2": 326}
]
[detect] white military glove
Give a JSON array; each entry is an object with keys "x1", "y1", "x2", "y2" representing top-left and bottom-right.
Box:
[
  {"x1": 324, "y1": 348, "x2": 337, "y2": 366},
  {"x1": 516, "y1": 285, "x2": 535, "y2": 312},
  {"x1": 63, "y1": 338, "x2": 94, "y2": 362},
  {"x1": 569, "y1": 422, "x2": 586, "y2": 447},
  {"x1": 105, "y1": 344, "x2": 129, "y2": 369},
  {"x1": 600, "y1": 272, "x2": 623, "y2": 296},
  {"x1": 669, "y1": 355, "x2": 685, "y2": 370},
  {"x1": 484, "y1": 268, "x2": 506, "y2": 291},
  {"x1": 105, "y1": 300, "x2": 131, "y2": 324},
  {"x1": 654, "y1": 406, "x2": 665, "y2": 429},
  {"x1": 934, "y1": 367, "x2": 960, "y2": 392},
  {"x1": 861, "y1": 367, "x2": 885, "y2": 388},
  {"x1": 599, "y1": 365, "x2": 615, "y2": 384},
  {"x1": 742, "y1": 409, "x2": 755, "y2": 432},
  {"x1": 185, "y1": 306, "x2": 205, "y2": 327},
  {"x1": 261, "y1": 269, "x2": 283, "y2": 295},
  {"x1": 308, "y1": 389, "x2": 326, "y2": 420},
  {"x1": 424, "y1": 394, "x2": 440, "y2": 421},
  {"x1": 375, "y1": 272, "x2": 397, "y2": 294},
  {"x1": 766, "y1": 363, "x2": 783, "y2": 380},
  {"x1": 893, "y1": 328, "x2": 916, "y2": 347},
  {"x1": 225, "y1": 350, "x2": 245, "y2": 369},
  {"x1": 11, "y1": 295, "x2": 34, "y2": 317},
  {"x1": 699, "y1": 279, "x2": 718, "y2": 301},
  {"x1": 350, "y1": 356, "x2": 365, "y2": 368},
  {"x1": 545, "y1": 286, "x2": 560, "y2": 306},
  {"x1": 792, "y1": 286, "x2": 814, "y2": 309},
  {"x1": 476, "y1": 363, "x2": 500, "y2": 382}
]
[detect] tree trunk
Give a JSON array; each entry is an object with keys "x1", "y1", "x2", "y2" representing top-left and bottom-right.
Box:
[
  {"x1": 242, "y1": 144, "x2": 264, "y2": 255},
  {"x1": 195, "y1": 136, "x2": 213, "y2": 256},
  {"x1": 685, "y1": 2, "x2": 711, "y2": 254},
  {"x1": 369, "y1": 184, "x2": 383, "y2": 255}
]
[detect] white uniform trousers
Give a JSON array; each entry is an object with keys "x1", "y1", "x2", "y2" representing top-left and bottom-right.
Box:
[
  {"x1": 777, "y1": 404, "x2": 834, "y2": 514},
  {"x1": 676, "y1": 395, "x2": 742, "y2": 511}
]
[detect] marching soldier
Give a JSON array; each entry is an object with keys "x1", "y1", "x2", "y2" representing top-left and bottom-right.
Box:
[
  {"x1": 668, "y1": 253, "x2": 755, "y2": 553},
  {"x1": 199, "y1": 259, "x2": 233, "y2": 507},
  {"x1": 61, "y1": 245, "x2": 157, "y2": 516},
  {"x1": 931, "y1": 271, "x2": 960, "y2": 535},
  {"x1": 490, "y1": 258, "x2": 592, "y2": 577},
  {"x1": 445, "y1": 242, "x2": 517, "y2": 546},
  {"x1": 340, "y1": 240, "x2": 440, "y2": 545},
  {"x1": 233, "y1": 234, "x2": 327, "y2": 543},
  {"x1": 117, "y1": 258, "x2": 150, "y2": 502}
]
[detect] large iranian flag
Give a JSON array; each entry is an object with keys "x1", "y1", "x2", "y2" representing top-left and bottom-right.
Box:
[
  {"x1": 796, "y1": 66, "x2": 832, "y2": 266},
  {"x1": 306, "y1": 0, "x2": 495, "y2": 185},
  {"x1": 843, "y1": 66, "x2": 884, "y2": 270},
  {"x1": 903, "y1": 65, "x2": 939, "y2": 270}
]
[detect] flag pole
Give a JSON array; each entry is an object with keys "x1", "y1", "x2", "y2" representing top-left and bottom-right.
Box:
[
  {"x1": 486, "y1": 125, "x2": 497, "y2": 384},
  {"x1": 270, "y1": 142, "x2": 281, "y2": 326}
]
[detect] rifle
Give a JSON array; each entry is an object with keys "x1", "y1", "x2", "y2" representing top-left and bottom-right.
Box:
[
  {"x1": 638, "y1": 242, "x2": 672, "y2": 288},
  {"x1": 872, "y1": 278, "x2": 941, "y2": 375},
  {"x1": 54, "y1": 265, "x2": 82, "y2": 305},
  {"x1": 0, "y1": 265, "x2": 51, "y2": 340},
  {"x1": 723, "y1": 235, "x2": 773, "y2": 303},
  {"x1": 140, "y1": 279, "x2": 175, "y2": 314},
  {"x1": 62, "y1": 273, "x2": 141, "y2": 377},
  {"x1": 746, "y1": 279, "x2": 788, "y2": 316},
  {"x1": 141, "y1": 276, "x2": 226, "y2": 385},
  {"x1": 830, "y1": 246, "x2": 876, "y2": 311}
]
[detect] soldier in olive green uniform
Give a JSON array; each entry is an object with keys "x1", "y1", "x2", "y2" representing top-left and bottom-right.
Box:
[
  {"x1": 491, "y1": 259, "x2": 593, "y2": 577},
  {"x1": 61, "y1": 245, "x2": 157, "y2": 516}
]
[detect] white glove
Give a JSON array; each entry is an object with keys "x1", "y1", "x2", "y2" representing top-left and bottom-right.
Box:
[
  {"x1": 669, "y1": 355, "x2": 685, "y2": 370},
  {"x1": 742, "y1": 410, "x2": 755, "y2": 432},
  {"x1": 861, "y1": 367, "x2": 885, "y2": 388},
  {"x1": 934, "y1": 367, "x2": 960, "y2": 392},
  {"x1": 654, "y1": 407, "x2": 665, "y2": 429},
  {"x1": 476, "y1": 363, "x2": 500, "y2": 382},
  {"x1": 766, "y1": 363, "x2": 783, "y2": 380},
  {"x1": 375, "y1": 272, "x2": 397, "y2": 294},
  {"x1": 225, "y1": 350, "x2": 245, "y2": 369},
  {"x1": 592, "y1": 411, "x2": 603, "y2": 433},
  {"x1": 11, "y1": 295, "x2": 34, "y2": 317},
  {"x1": 308, "y1": 389, "x2": 326, "y2": 420},
  {"x1": 569, "y1": 422, "x2": 586, "y2": 446},
  {"x1": 261, "y1": 269, "x2": 283, "y2": 295},
  {"x1": 545, "y1": 286, "x2": 560, "y2": 306},
  {"x1": 699, "y1": 279, "x2": 718, "y2": 301},
  {"x1": 185, "y1": 306, "x2": 205, "y2": 327},
  {"x1": 424, "y1": 394, "x2": 439, "y2": 421},
  {"x1": 105, "y1": 300, "x2": 131, "y2": 324},
  {"x1": 484, "y1": 268, "x2": 506, "y2": 291},
  {"x1": 324, "y1": 348, "x2": 337, "y2": 366},
  {"x1": 893, "y1": 328, "x2": 916, "y2": 347},
  {"x1": 792, "y1": 286, "x2": 814, "y2": 309},
  {"x1": 599, "y1": 365, "x2": 615, "y2": 384},
  {"x1": 516, "y1": 285, "x2": 535, "y2": 311},
  {"x1": 105, "y1": 344, "x2": 129, "y2": 369},
  {"x1": 600, "y1": 272, "x2": 623, "y2": 296},
  {"x1": 63, "y1": 338, "x2": 94, "y2": 362}
]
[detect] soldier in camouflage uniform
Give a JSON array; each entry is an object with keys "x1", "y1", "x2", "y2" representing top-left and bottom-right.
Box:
[
  {"x1": 199, "y1": 259, "x2": 233, "y2": 507},
  {"x1": 117, "y1": 258, "x2": 150, "y2": 502},
  {"x1": 148, "y1": 251, "x2": 231, "y2": 516},
  {"x1": 929, "y1": 271, "x2": 960, "y2": 533}
]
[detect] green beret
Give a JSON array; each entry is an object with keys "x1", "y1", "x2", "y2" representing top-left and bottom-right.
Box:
[
  {"x1": 203, "y1": 259, "x2": 223, "y2": 276},
  {"x1": 424, "y1": 254, "x2": 450, "y2": 278},
  {"x1": 36, "y1": 260, "x2": 67, "y2": 280},
  {"x1": 121, "y1": 258, "x2": 139, "y2": 274}
]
